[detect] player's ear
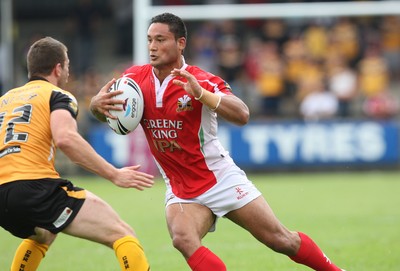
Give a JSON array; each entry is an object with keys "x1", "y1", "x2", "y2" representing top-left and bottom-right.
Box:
[
  {"x1": 54, "y1": 63, "x2": 62, "y2": 77},
  {"x1": 178, "y1": 37, "x2": 186, "y2": 52}
]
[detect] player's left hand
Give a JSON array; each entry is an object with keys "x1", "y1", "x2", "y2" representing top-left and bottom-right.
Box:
[{"x1": 171, "y1": 68, "x2": 203, "y2": 99}]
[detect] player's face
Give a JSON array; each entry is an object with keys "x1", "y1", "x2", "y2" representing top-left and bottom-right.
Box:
[{"x1": 147, "y1": 23, "x2": 185, "y2": 70}]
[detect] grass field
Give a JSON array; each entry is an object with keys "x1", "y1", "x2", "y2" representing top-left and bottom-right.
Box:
[{"x1": 1, "y1": 171, "x2": 399, "y2": 270}]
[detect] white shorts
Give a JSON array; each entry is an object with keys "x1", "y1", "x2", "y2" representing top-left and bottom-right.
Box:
[{"x1": 165, "y1": 165, "x2": 262, "y2": 230}]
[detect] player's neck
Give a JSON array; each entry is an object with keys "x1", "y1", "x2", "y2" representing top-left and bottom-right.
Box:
[
  {"x1": 154, "y1": 61, "x2": 183, "y2": 84},
  {"x1": 153, "y1": 68, "x2": 170, "y2": 84}
]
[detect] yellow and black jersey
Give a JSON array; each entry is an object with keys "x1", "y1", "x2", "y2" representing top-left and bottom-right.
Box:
[{"x1": 0, "y1": 79, "x2": 78, "y2": 185}]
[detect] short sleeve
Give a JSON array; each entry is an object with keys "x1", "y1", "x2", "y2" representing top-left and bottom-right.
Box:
[{"x1": 50, "y1": 90, "x2": 79, "y2": 119}]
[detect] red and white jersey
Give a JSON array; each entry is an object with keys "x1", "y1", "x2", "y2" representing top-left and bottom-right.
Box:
[{"x1": 123, "y1": 61, "x2": 236, "y2": 199}]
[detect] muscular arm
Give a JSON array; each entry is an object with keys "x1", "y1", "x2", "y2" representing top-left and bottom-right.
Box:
[
  {"x1": 51, "y1": 109, "x2": 115, "y2": 178},
  {"x1": 201, "y1": 91, "x2": 249, "y2": 126},
  {"x1": 50, "y1": 109, "x2": 154, "y2": 189}
]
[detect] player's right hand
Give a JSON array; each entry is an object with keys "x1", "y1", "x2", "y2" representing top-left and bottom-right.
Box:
[{"x1": 90, "y1": 78, "x2": 125, "y2": 120}]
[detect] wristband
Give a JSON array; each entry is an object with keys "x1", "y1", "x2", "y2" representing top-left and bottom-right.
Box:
[
  {"x1": 194, "y1": 88, "x2": 204, "y2": 100},
  {"x1": 211, "y1": 95, "x2": 222, "y2": 111}
]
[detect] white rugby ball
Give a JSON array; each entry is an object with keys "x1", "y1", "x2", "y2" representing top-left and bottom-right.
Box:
[{"x1": 106, "y1": 77, "x2": 144, "y2": 135}]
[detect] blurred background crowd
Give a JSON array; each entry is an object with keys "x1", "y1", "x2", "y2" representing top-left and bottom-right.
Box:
[{"x1": 2, "y1": 0, "x2": 400, "y2": 132}]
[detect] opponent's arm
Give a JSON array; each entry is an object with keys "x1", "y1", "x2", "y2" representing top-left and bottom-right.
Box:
[
  {"x1": 50, "y1": 109, "x2": 154, "y2": 190},
  {"x1": 171, "y1": 69, "x2": 249, "y2": 126}
]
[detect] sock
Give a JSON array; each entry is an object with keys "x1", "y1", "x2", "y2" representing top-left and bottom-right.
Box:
[
  {"x1": 289, "y1": 232, "x2": 341, "y2": 271},
  {"x1": 113, "y1": 236, "x2": 150, "y2": 271},
  {"x1": 11, "y1": 239, "x2": 49, "y2": 271},
  {"x1": 187, "y1": 246, "x2": 226, "y2": 271}
]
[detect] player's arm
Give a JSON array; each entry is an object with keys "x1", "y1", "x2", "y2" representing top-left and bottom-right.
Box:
[
  {"x1": 200, "y1": 93, "x2": 249, "y2": 126},
  {"x1": 89, "y1": 78, "x2": 124, "y2": 122},
  {"x1": 171, "y1": 68, "x2": 249, "y2": 126},
  {"x1": 50, "y1": 109, "x2": 154, "y2": 190}
]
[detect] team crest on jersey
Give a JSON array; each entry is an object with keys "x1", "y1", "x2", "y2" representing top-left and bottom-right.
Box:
[
  {"x1": 224, "y1": 81, "x2": 232, "y2": 91},
  {"x1": 176, "y1": 94, "x2": 194, "y2": 112}
]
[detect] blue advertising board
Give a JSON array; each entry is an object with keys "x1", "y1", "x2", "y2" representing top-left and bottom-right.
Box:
[
  {"x1": 88, "y1": 120, "x2": 400, "y2": 171},
  {"x1": 218, "y1": 120, "x2": 399, "y2": 169}
]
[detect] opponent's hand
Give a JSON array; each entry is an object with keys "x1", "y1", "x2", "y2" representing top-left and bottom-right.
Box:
[
  {"x1": 110, "y1": 165, "x2": 155, "y2": 190},
  {"x1": 90, "y1": 78, "x2": 125, "y2": 120},
  {"x1": 171, "y1": 68, "x2": 203, "y2": 98}
]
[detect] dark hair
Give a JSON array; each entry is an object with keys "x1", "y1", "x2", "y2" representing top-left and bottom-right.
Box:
[
  {"x1": 27, "y1": 36, "x2": 67, "y2": 78},
  {"x1": 150, "y1": 13, "x2": 187, "y2": 40}
]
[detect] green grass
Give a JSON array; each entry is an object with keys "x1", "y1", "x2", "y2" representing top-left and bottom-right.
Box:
[{"x1": 1, "y1": 171, "x2": 400, "y2": 270}]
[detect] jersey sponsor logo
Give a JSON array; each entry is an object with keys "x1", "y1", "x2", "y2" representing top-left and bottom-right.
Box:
[
  {"x1": 0, "y1": 145, "x2": 21, "y2": 158},
  {"x1": 143, "y1": 118, "x2": 183, "y2": 152},
  {"x1": 0, "y1": 92, "x2": 37, "y2": 109},
  {"x1": 53, "y1": 207, "x2": 73, "y2": 228},
  {"x1": 177, "y1": 94, "x2": 194, "y2": 112},
  {"x1": 152, "y1": 139, "x2": 182, "y2": 152}
]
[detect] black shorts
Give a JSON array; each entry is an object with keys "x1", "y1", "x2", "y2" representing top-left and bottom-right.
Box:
[{"x1": 0, "y1": 178, "x2": 86, "y2": 238}]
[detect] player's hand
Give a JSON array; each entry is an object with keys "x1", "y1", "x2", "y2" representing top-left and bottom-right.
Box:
[
  {"x1": 111, "y1": 165, "x2": 155, "y2": 190},
  {"x1": 171, "y1": 68, "x2": 203, "y2": 98},
  {"x1": 90, "y1": 78, "x2": 125, "y2": 120}
]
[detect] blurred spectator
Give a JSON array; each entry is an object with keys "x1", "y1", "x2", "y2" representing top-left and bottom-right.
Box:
[
  {"x1": 66, "y1": 0, "x2": 101, "y2": 76},
  {"x1": 358, "y1": 45, "x2": 389, "y2": 98},
  {"x1": 282, "y1": 34, "x2": 308, "y2": 96},
  {"x1": 216, "y1": 20, "x2": 245, "y2": 98},
  {"x1": 358, "y1": 45, "x2": 398, "y2": 119},
  {"x1": 326, "y1": 53, "x2": 358, "y2": 118},
  {"x1": 380, "y1": 16, "x2": 400, "y2": 80},
  {"x1": 303, "y1": 21, "x2": 329, "y2": 62},
  {"x1": 244, "y1": 36, "x2": 264, "y2": 82},
  {"x1": 259, "y1": 19, "x2": 288, "y2": 53},
  {"x1": 329, "y1": 18, "x2": 361, "y2": 67},
  {"x1": 254, "y1": 41, "x2": 285, "y2": 118},
  {"x1": 216, "y1": 35, "x2": 243, "y2": 78},
  {"x1": 216, "y1": 19, "x2": 242, "y2": 41},
  {"x1": 295, "y1": 58, "x2": 324, "y2": 102},
  {"x1": 112, "y1": 0, "x2": 133, "y2": 56},
  {"x1": 362, "y1": 92, "x2": 399, "y2": 120},
  {"x1": 189, "y1": 21, "x2": 219, "y2": 73},
  {"x1": 78, "y1": 69, "x2": 105, "y2": 135},
  {"x1": 299, "y1": 78, "x2": 338, "y2": 121}
]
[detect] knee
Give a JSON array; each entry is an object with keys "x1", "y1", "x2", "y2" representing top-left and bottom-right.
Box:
[
  {"x1": 31, "y1": 227, "x2": 57, "y2": 246},
  {"x1": 106, "y1": 221, "x2": 136, "y2": 247},
  {"x1": 171, "y1": 232, "x2": 198, "y2": 257},
  {"x1": 263, "y1": 231, "x2": 300, "y2": 256},
  {"x1": 171, "y1": 232, "x2": 189, "y2": 251}
]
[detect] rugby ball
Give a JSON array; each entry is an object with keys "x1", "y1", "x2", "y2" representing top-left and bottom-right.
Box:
[{"x1": 106, "y1": 77, "x2": 144, "y2": 135}]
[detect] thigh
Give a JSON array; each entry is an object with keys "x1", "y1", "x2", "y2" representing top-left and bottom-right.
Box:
[
  {"x1": 62, "y1": 190, "x2": 133, "y2": 247},
  {"x1": 225, "y1": 196, "x2": 290, "y2": 244},
  {"x1": 166, "y1": 203, "x2": 215, "y2": 254}
]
